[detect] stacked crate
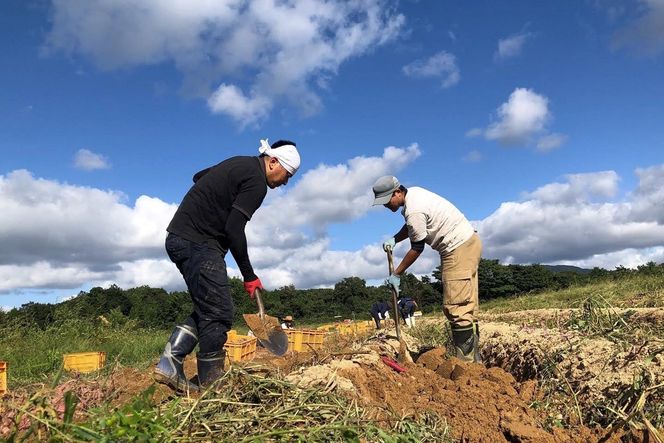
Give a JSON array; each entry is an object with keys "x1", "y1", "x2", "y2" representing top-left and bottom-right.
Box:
[{"x1": 224, "y1": 334, "x2": 257, "y2": 364}]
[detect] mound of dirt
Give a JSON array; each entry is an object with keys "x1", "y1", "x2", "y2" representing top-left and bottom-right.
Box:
[{"x1": 286, "y1": 334, "x2": 622, "y2": 443}]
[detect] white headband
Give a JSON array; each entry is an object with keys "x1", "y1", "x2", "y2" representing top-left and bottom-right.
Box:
[{"x1": 258, "y1": 139, "x2": 301, "y2": 175}]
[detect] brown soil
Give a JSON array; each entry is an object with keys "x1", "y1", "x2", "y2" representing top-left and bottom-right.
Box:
[{"x1": 286, "y1": 338, "x2": 624, "y2": 443}]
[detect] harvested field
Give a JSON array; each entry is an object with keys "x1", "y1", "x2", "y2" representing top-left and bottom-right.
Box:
[{"x1": 1, "y1": 310, "x2": 662, "y2": 442}]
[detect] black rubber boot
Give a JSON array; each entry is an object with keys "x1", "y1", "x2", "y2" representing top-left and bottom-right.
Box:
[
  {"x1": 473, "y1": 320, "x2": 482, "y2": 364},
  {"x1": 451, "y1": 323, "x2": 477, "y2": 363},
  {"x1": 154, "y1": 324, "x2": 199, "y2": 392},
  {"x1": 197, "y1": 350, "x2": 226, "y2": 387}
]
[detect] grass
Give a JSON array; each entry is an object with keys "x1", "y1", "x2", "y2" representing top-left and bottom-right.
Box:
[
  {"x1": 481, "y1": 274, "x2": 664, "y2": 313},
  {"x1": 0, "y1": 319, "x2": 167, "y2": 386},
  {"x1": 480, "y1": 290, "x2": 664, "y2": 436},
  {"x1": 4, "y1": 367, "x2": 452, "y2": 442}
]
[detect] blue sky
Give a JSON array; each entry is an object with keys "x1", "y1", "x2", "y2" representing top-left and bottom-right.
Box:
[{"x1": 2, "y1": 0, "x2": 663, "y2": 309}]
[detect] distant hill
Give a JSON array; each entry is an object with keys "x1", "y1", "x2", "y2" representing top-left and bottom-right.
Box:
[{"x1": 542, "y1": 265, "x2": 592, "y2": 274}]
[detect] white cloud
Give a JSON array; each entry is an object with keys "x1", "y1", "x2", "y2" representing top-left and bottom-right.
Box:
[
  {"x1": 3, "y1": 159, "x2": 664, "y2": 301},
  {"x1": 523, "y1": 171, "x2": 619, "y2": 204},
  {"x1": 485, "y1": 88, "x2": 549, "y2": 145},
  {"x1": 45, "y1": 0, "x2": 405, "y2": 127},
  {"x1": 483, "y1": 88, "x2": 566, "y2": 150},
  {"x1": 402, "y1": 51, "x2": 460, "y2": 88},
  {"x1": 207, "y1": 84, "x2": 271, "y2": 129},
  {"x1": 0, "y1": 169, "x2": 176, "y2": 269},
  {"x1": 0, "y1": 144, "x2": 421, "y2": 295},
  {"x1": 74, "y1": 148, "x2": 110, "y2": 170},
  {"x1": 536, "y1": 133, "x2": 568, "y2": 152},
  {"x1": 550, "y1": 246, "x2": 664, "y2": 269},
  {"x1": 621, "y1": 164, "x2": 664, "y2": 224},
  {"x1": 476, "y1": 166, "x2": 664, "y2": 265},
  {"x1": 612, "y1": 0, "x2": 664, "y2": 57},
  {"x1": 494, "y1": 31, "x2": 533, "y2": 60}
]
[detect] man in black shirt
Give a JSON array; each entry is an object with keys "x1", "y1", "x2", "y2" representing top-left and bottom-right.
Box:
[{"x1": 154, "y1": 139, "x2": 301, "y2": 391}]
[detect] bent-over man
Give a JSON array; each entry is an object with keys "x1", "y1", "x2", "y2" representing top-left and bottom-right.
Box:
[
  {"x1": 154, "y1": 139, "x2": 301, "y2": 391},
  {"x1": 372, "y1": 175, "x2": 482, "y2": 362},
  {"x1": 370, "y1": 300, "x2": 390, "y2": 329}
]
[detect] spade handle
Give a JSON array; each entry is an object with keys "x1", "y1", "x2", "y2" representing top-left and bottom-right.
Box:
[
  {"x1": 255, "y1": 287, "x2": 266, "y2": 318},
  {"x1": 386, "y1": 249, "x2": 401, "y2": 340}
]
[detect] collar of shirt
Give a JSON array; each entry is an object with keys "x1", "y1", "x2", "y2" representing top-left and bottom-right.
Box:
[{"x1": 256, "y1": 156, "x2": 267, "y2": 183}]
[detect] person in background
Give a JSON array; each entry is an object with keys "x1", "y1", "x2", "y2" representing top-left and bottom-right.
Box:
[
  {"x1": 372, "y1": 175, "x2": 482, "y2": 363},
  {"x1": 281, "y1": 315, "x2": 295, "y2": 329},
  {"x1": 370, "y1": 300, "x2": 391, "y2": 329},
  {"x1": 397, "y1": 296, "x2": 418, "y2": 328},
  {"x1": 154, "y1": 139, "x2": 301, "y2": 392}
]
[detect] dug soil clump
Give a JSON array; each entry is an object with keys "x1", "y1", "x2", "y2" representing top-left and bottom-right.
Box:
[{"x1": 287, "y1": 333, "x2": 623, "y2": 442}]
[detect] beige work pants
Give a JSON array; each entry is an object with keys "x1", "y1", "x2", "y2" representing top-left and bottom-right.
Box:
[{"x1": 440, "y1": 232, "x2": 482, "y2": 328}]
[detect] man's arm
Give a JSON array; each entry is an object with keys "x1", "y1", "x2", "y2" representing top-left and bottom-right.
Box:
[
  {"x1": 225, "y1": 208, "x2": 257, "y2": 281},
  {"x1": 394, "y1": 248, "x2": 422, "y2": 275},
  {"x1": 394, "y1": 224, "x2": 408, "y2": 243}
]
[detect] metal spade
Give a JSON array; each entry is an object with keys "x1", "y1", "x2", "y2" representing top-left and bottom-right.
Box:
[{"x1": 243, "y1": 288, "x2": 289, "y2": 356}]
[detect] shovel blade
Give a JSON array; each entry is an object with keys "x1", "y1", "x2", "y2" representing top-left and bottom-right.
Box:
[{"x1": 243, "y1": 313, "x2": 289, "y2": 356}]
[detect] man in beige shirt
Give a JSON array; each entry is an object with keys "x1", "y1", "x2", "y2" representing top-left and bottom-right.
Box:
[{"x1": 373, "y1": 175, "x2": 483, "y2": 362}]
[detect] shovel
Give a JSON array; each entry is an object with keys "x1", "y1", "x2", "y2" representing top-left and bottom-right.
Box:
[
  {"x1": 386, "y1": 249, "x2": 402, "y2": 341},
  {"x1": 243, "y1": 288, "x2": 289, "y2": 356},
  {"x1": 386, "y1": 249, "x2": 413, "y2": 363}
]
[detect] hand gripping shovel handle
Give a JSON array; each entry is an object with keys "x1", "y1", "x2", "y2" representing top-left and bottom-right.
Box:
[{"x1": 386, "y1": 249, "x2": 402, "y2": 340}]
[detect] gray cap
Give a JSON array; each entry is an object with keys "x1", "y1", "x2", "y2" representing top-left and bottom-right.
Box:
[{"x1": 372, "y1": 175, "x2": 400, "y2": 206}]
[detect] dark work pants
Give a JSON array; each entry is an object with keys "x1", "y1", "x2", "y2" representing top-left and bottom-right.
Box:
[
  {"x1": 400, "y1": 303, "x2": 415, "y2": 322},
  {"x1": 165, "y1": 233, "x2": 234, "y2": 353},
  {"x1": 370, "y1": 310, "x2": 381, "y2": 328}
]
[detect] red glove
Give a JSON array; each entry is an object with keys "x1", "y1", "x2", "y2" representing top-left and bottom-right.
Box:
[{"x1": 243, "y1": 278, "x2": 263, "y2": 299}]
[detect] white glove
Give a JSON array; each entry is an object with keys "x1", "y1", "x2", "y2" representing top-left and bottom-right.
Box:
[{"x1": 383, "y1": 237, "x2": 396, "y2": 252}]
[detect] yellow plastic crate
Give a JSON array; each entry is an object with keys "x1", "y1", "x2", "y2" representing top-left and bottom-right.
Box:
[
  {"x1": 300, "y1": 329, "x2": 325, "y2": 350},
  {"x1": 316, "y1": 323, "x2": 336, "y2": 332},
  {"x1": 63, "y1": 352, "x2": 106, "y2": 373},
  {"x1": 335, "y1": 321, "x2": 371, "y2": 335},
  {"x1": 335, "y1": 323, "x2": 356, "y2": 335},
  {"x1": 224, "y1": 334, "x2": 257, "y2": 363},
  {"x1": 284, "y1": 329, "x2": 304, "y2": 352},
  {"x1": 0, "y1": 361, "x2": 7, "y2": 396}
]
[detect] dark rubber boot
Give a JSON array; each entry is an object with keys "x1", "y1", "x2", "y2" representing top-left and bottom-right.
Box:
[
  {"x1": 451, "y1": 324, "x2": 477, "y2": 363},
  {"x1": 197, "y1": 350, "x2": 226, "y2": 387},
  {"x1": 473, "y1": 320, "x2": 482, "y2": 364},
  {"x1": 154, "y1": 324, "x2": 199, "y2": 393}
]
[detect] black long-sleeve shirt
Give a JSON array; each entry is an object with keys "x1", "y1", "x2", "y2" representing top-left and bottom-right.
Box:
[{"x1": 167, "y1": 156, "x2": 267, "y2": 281}]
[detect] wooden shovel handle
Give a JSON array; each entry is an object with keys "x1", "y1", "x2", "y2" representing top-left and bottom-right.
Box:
[
  {"x1": 385, "y1": 249, "x2": 401, "y2": 340},
  {"x1": 255, "y1": 287, "x2": 266, "y2": 318}
]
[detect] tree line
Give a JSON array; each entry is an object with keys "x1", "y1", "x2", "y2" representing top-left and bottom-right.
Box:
[{"x1": 1, "y1": 260, "x2": 662, "y2": 330}]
